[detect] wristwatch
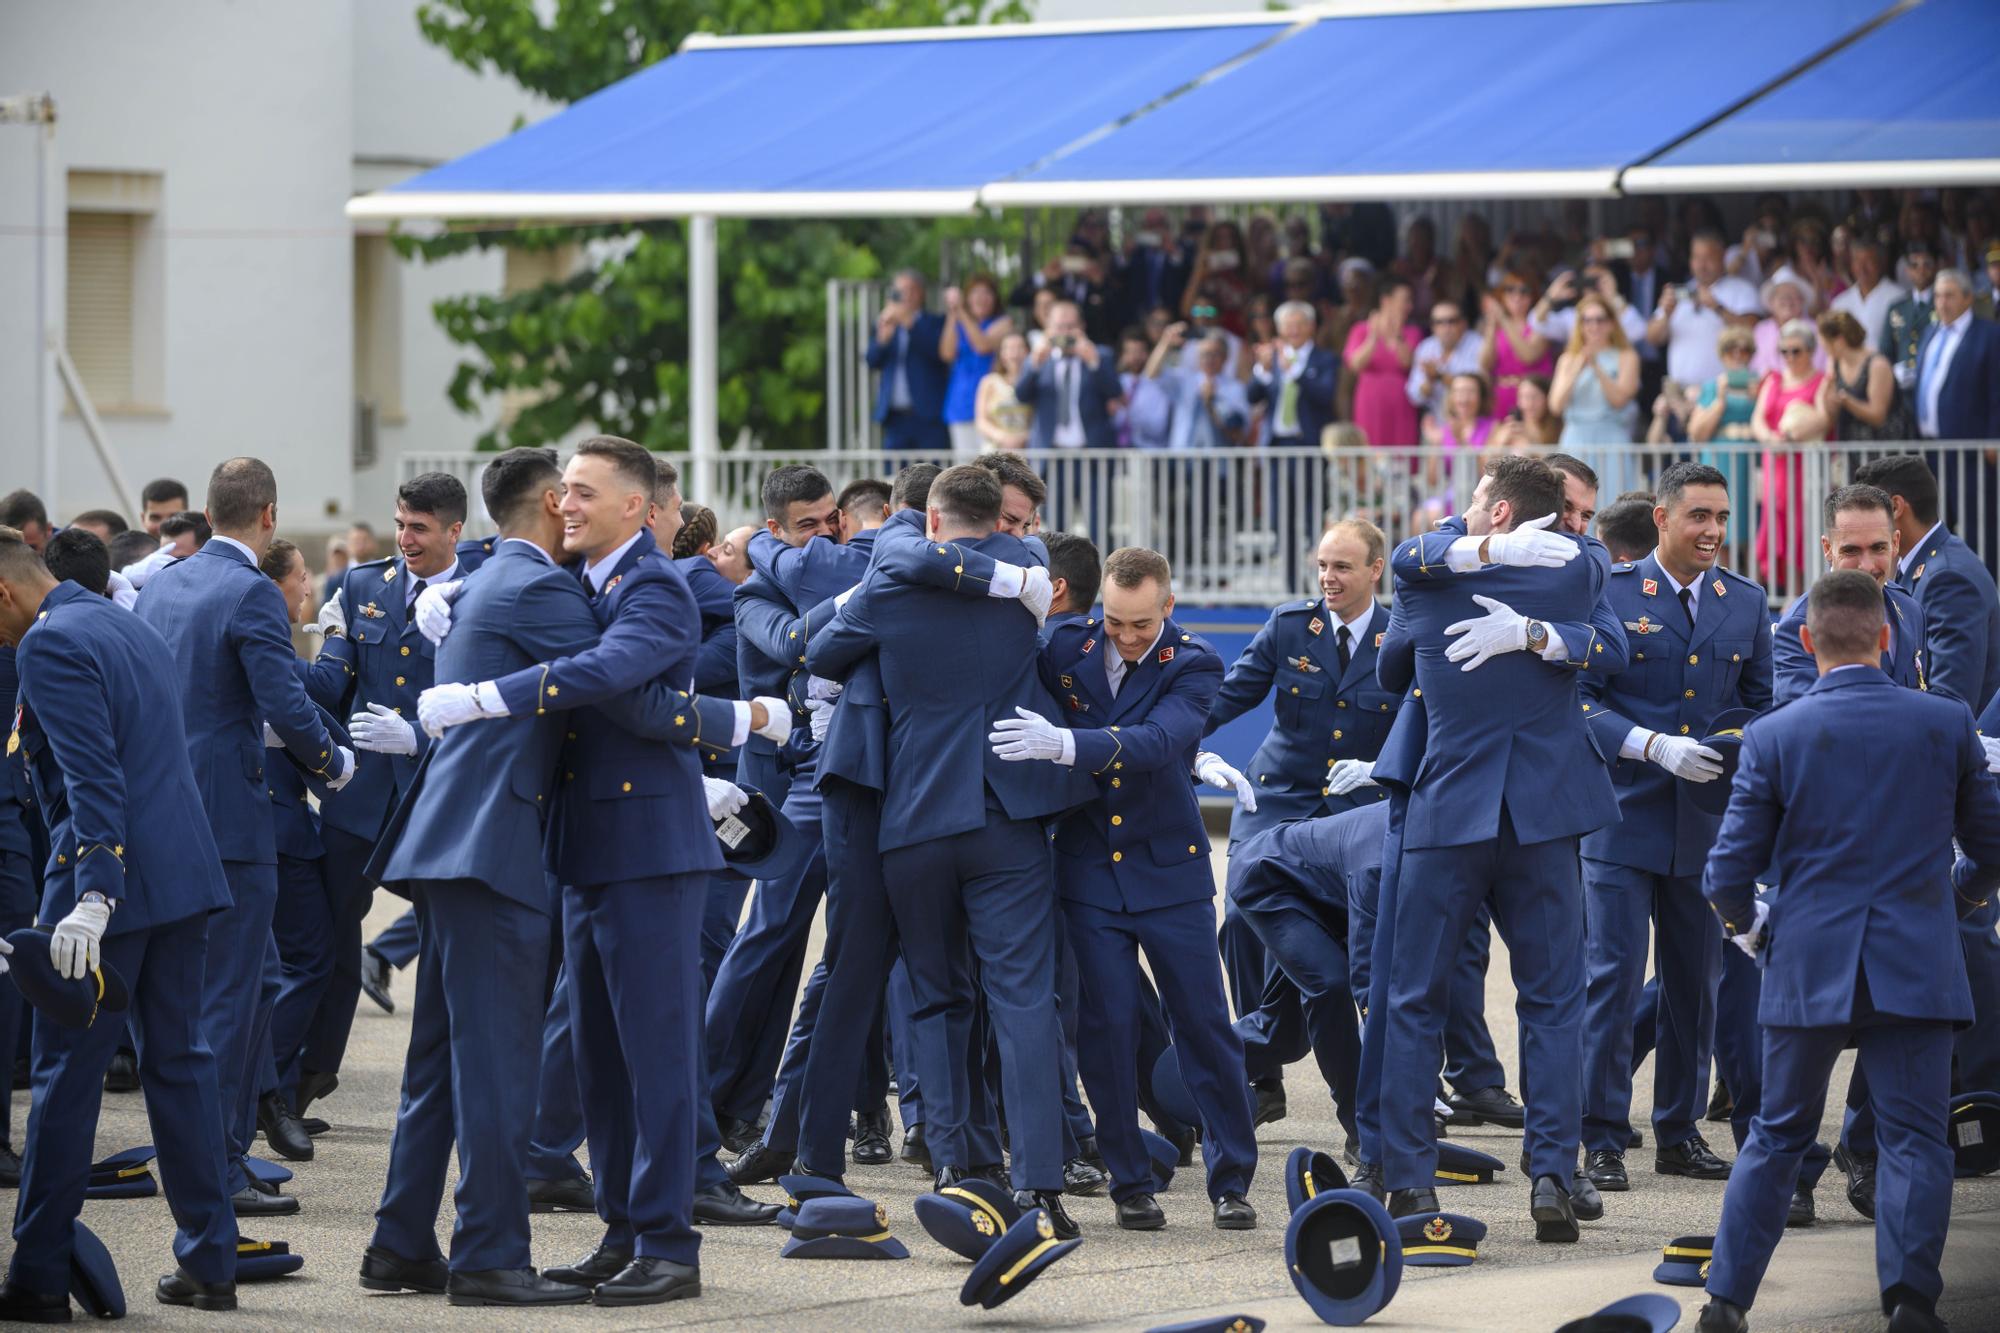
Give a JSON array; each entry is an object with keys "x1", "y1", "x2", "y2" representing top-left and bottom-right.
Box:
[
  {"x1": 79, "y1": 891, "x2": 112, "y2": 912},
  {"x1": 1525, "y1": 620, "x2": 1549, "y2": 655}
]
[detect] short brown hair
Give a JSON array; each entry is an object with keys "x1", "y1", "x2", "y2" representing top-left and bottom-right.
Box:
[
  {"x1": 653, "y1": 456, "x2": 681, "y2": 506},
  {"x1": 573, "y1": 435, "x2": 656, "y2": 496},
  {"x1": 206, "y1": 457, "x2": 278, "y2": 531},
  {"x1": 0, "y1": 526, "x2": 50, "y2": 584},
  {"x1": 1484, "y1": 454, "x2": 1565, "y2": 527},
  {"x1": 259, "y1": 538, "x2": 301, "y2": 583},
  {"x1": 1816, "y1": 309, "x2": 1864, "y2": 351},
  {"x1": 928, "y1": 465, "x2": 1003, "y2": 529},
  {"x1": 1104, "y1": 546, "x2": 1171, "y2": 593},
  {"x1": 1806, "y1": 568, "x2": 1885, "y2": 660},
  {"x1": 1325, "y1": 517, "x2": 1386, "y2": 567},
  {"x1": 972, "y1": 451, "x2": 1047, "y2": 507},
  {"x1": 673, "y1": 503, "x2": 717, "y2": 558}
]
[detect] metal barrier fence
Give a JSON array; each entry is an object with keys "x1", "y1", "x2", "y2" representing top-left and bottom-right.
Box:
[{"x1": 401, "y1": 441, "x2": 2000, "y2": 608}]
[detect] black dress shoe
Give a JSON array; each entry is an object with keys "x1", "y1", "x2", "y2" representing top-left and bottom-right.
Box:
[
  {"x1": 1062, "y1": 1156, "x2": 1108, "y2": 1196},
  {"x1": 727, "y1": 1143, "x2": 792, "y2": 1186},
  {"x1": 1349, "y1": 1160, "x2": 1385, "y2": 1203},
  {"x1": 1833, "y1": 1145, "x2": 1876, "y2": 1220},
  {"x1": 1569, "y1": 1171, "x2": 1604, "y2": 1221},
  {"x1": 300, "y1": 1117, "x2": 330, "y2": 1137},
  {"x1": 295, "y1": 1070, "x2": 339, "y2": 1117},
  {"x1": 1585, "y1": 1149, "x2": 1629, "y2": 1191},
  {"x1": 1705, "y1": 1078, "x2": 1733, "y2": 1124},
  {"x1": 156, "y1": 1268, "x2": 235, "y2": 1311},
  {"x1": 103, "y1": 1050, "x2": 139, "y2": 1094},
  {"x1": 1886, "y1": 1299, "x2": 1949, "y2": 1332},
  {"x1": 0, "y1": 1145, "x2": 21, "y2": 1189},
  {"x1": 1158, "y1": 1123, "x2": 1197, "y2": 1167},
  {"x1": 1446, "y1": 1085, "x2": 1526, "y2": 1129},
  {"x1": 1627, "y1": 1125, "x2": 1646, "y2": 1150},
  {"x1": 1251, "y1": 1078, "x2": 1287, "y2": 1127},
  {"x1": 970, "y1": 1163, "x2": 1010, "y2": 1189},
  {"x1": 592, "y1": 1256, "x2": 700, "y2": 1308},
  {"x1": 258, "y1": 1092, "x2": 314, "y2": 1162},
  {"x1": 1697, "y1": 1296, "x2": 1748, "y2": 1332},
  {"x1": 716, "y1": 1115, "x2": 761, "y2": 1157},
  {"x1": 1116, "y1": 1193, "x2": 1166, "y2": 1230},
  {"x1": 1386, "y1": 1187, "x2": 1439, "y2": 1218},
  {"x1": 1213, "y1": 1192, "x2": 1257, "y2": 1230},
  {"x1": 1015, "y1": 1189, "x2": 1079, "y2": 1239},
  {"x1": 691, "y1": 1181, "x2": 778, "y2": 1226},
  {"x1": 231, "y1": 1185, "x2": 299, "y2": 1216},
  {"x1": 445, "y1": 1268, "x2": 589, "y2": 1307},
  {"x1": 543, "y1": 1243, "x2": 633, "y2": 1287},
  {"x1": 361, "y1": 948, "x2": 395, "y2": 1014},
  {"x1": 1529, "y1": 1174, "x2": 1579, "y2": 1243},
  {"x1": 527, "y1": 1173, "x2": 596, "y2": 1213},
  {"x1": 851, "y1": 1108, "x2": 893, "y2": 1166},
  {"x1": 1657, "y1": 1133, "x2": 1731, "y2": 1180},
  {"x1": 1076, "y1": 1134, "x2": 1104, "y2": 1170},
  {"x1": 0, "y1": 1278, "x2": 70, "y2": 1322},
  {"x1": 358, "y1": 1244, "x2": 448, "y2": 1294},
  {"x1": 1786, "y1": 1183, "x2": 1815, "y2": 1228},
  {"x1": 933, "y1": 1164, "x2": 966, "y2": 1191},
  {"x1": 900, "y1": 1123, "x2": 930, "y2": 1167}
]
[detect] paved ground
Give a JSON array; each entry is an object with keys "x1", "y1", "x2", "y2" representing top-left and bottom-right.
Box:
[{"x1": 29, "y1": 857, "x2": 2000, "y2": 1331}]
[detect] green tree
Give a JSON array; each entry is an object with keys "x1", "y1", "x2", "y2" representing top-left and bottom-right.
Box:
[{"x1": 398, "y1": 0, "x2": 1029, "y2": 454}]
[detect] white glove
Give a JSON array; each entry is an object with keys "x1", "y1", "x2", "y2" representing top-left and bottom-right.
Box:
[
  {"x1": 807, "y1": 698, "x2": 834, "y2": 743},
  {"x1": 0, "y1": 933, "x2": 11, "y2": 977},
  {"x1": 417, "y1": 682, "x2": 489, "y2": 739},
  {"x1": 1194, "y1": 751, "x2": 1258, "y2": 812},
  {"x1": 50, "y1": 898, "x2": 112, "y2": 981},
  {"x1": 989, "y1": 706, "x2": 1068, "y2": 763},
  {"x1": 106, "y1": 568, "x2": 138, "y2": 610},
  {"x1": 806, "y1": 676, "x2": 844, "y2": 703},
  {"x1": 414, "y1": 579, "x2": 464, "y2": 646},
  {"x1": 307, "y1": 590, "x2": 346, "y2": 639},
  {"x1": 750, "y1": 695, "x2": 793, "y2": 745},
  {"x1": 703, "y1": 776, "x2": 749, "y2": 820},
  {"x1": 1981, "y1": 735, "x2": 2000, "y2": 774},
  {"x1": 1018, "y1": 565, "x2": 1054, "y2": 626},
  {"x1": 1648, "y1": 733, "x2": 1724, "y2": 782},
  {"x1": 324, "y1": 745, "x2": 358, "y2": 792},
  {"x1": 1443, "y1": 594, "x2": 1528, "y2": 671},
  {"x1": 1729, "y1": 897, "x2": 1771, "y2": 959},
  {"x1": 1482, "y1": 512, "x2": 1578, "y2": 569},
  {"x1": 262, "y1": 723, "x2": 284, "y2": 748},
  {"x1": 349, "y1": 701, "x2": 418, "y2": 757},
  {"x1": 1329, "y1": 758, "x2": 1377, "y2": 796}
]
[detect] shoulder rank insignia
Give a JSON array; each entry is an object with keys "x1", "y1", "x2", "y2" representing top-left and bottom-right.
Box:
[
  {"x1": 1158, "y1": 645, "x2": 1175, "y2": 664},
  {"x1": 1642, "y1": 578, "x2": 1658, "y2": 597},
  {"x1": 1081, "y1": 636, "x2": 1096, "y2": 654},
  {"x1": 1285, "y1": 655, "x2": 1321, "y2": 674},
  {"x1": 1712, "y1": 578, "x2": 1725, "y2": 597},
  {"x1": 1307, "y1": 616, "x2": 1325, "y2": 636}
]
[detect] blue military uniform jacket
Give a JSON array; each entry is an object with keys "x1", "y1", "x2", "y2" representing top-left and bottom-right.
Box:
[
  {"x1": 1704, "y1": 667, "x2": 2000, "y2": 1027},
  {"x1": 1386, "y1": 527, "x2": 1625, "y2": 850},
  {"x1": 134, "y1": 541, "x2": 345, "y2": 866},
  {"x1": 454, "y1": 535, "x2": 497, "y2": 572},
  {"x1": 1206, "y1": 600, "x2": 1397, "y2": 833},
  {"x1": 1225, "y1": 800, "x2": 1387, "y2": 921},
  {"x1": 1899, "y1": 525, "x2": 2000, "y2": 713},
  {"x1": 678, "y1": 553, "x2": 740, "y2": 779},
  {"x1": 1041, "y1": 616, "x2": 1222, "y2": 913},
  {"x1": 1578, "y1": 555, "x2": 1774, "y2": 877},
  {"x1": 13, "y1": 582, "x2": 232, "y2": 934},
  {"x1": 307, "y1": 556, "x2": 438, "y2": 842},
  {"x1": 734, "y1": 571, "x2": 801, "y2": 792},
  {"x1": 0, "y1": 646, "x2": 35, "y2": 863},
  {"x1": 268, "y1": 664, "x2": 324, "y2": 862},
  {"x1": 1772, "y1": 582, "x2": 1926, "y2": 702}
]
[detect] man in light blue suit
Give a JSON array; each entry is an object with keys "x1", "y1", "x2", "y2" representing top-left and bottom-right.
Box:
[
  {"x1": 1698, "y1": 571, "x2": 2000, "y2": 1333},
  {"x1": 133, "y1": 458, "x2": 353, "y2": 1219},
  {"x1": 1374, "y1": 454, "x2": 1622, "y2": 1242}
]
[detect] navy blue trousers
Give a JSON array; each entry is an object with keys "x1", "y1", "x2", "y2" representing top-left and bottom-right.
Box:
[
  {"x1": 8, "y1": 915, "x2": 236, "y2": 1294},
  {"x1": 700, "y1": 870, "x2": 750, "y2": 991},
  {"x1": 208, "y1": 860, "x2": 279, "y2": 1177},
  {"x1": 1220, "y1": 900, "x2": 1311, "y2": 1085},
  {"x1": 269, "y1": 852, "x2": 336, "y2": 1096},
  {"x1": 1707, "y1": 1018, "x2": 1954, "y2": 1311},
  {"x1": 1582, "y1": 861, "x2": 1719, "y2": 1154},
  {"x1": 369, "y1": 907, "x2": 420, "y2": 971},
  {"x1": 372, "y1": 879, "x2": 550, "y2": 1273},
  {"x1": 1069, "y1": 896, "x2": 1257, "y2": 1203},
  {"x1": 564, "y1": 874, "x2": 708, "y2": 1264},
  {"x1": 0, "y1": 847, "x2": 36, "y2": 1149},
  {"x1": 883, "y1": 815, "x2": 1064, "y2": 1190},
  {"x1": 1232, "y1": 868, "x2": 1358, "y2": 1142},
  {"x1": 525, "y1": 964, "x2": 586, "y2": 1184},
  {"x1": 1444, "y1": 909, "x2": 1508, "y2": 1096},
  {"x1": 300, "y1": 824, "x2": 380, "y2": 1083}
]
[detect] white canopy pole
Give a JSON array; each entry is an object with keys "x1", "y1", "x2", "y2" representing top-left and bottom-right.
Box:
[{"x1": 688, "y1": 213, "x2": 719, "y2": 505}]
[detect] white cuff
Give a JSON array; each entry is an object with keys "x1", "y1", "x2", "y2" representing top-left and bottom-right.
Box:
[
  {"x1": 988, "y1": 560, "x2": 1025, "y2": 600},
  {"x1": 1619, "y1": 726, "x2": 1654, "y2": 762},
  {"x1": 1537, "y1": 631, "x2": 1571, "y2": 663},
  {"x1": 730, "y1": 700, "x2": 753, "y2": 748},
  {"x1": 1444, "y1": 536, "x2": 1488, "y2": 573},
  {"x1": 473, "y1": 681, "x2": 507, "y2": 716},
  {"x1": 1057, "y1": 730, "x2": 1076, "y2": 767}
]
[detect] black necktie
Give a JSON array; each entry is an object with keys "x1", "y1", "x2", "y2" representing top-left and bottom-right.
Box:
[
  {"x1": 407, "y1": 578, "x2": 426, "y2": 613},
  {"x1": 1679, "y1": 587, "x2": 1695, "y2": 629},
  {"x1": 1057, "y1": 360, "x2": 1075, "y2": 428},
  {"x1": 1336, "y1": 626, "x2": 1352, "y2": 673}
]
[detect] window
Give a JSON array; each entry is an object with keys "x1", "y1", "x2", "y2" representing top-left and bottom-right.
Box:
[
  {"x1": 65, "y1": 170, "x2": 163, "y2": 413},
  {"x1": 353, "y1": 234, "x2": 404, "y2": 422}
]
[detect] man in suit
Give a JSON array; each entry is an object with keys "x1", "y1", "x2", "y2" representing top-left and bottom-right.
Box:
[
  {"x1": 805, "y1": 465, "x2": 1094, "y2": 1236},
  {"x1": 1250, "y1": 301, "x2": 1338, "y2": 448},
  {"x1": 1114, "y1": 208, "x2": 1193, "y2": 328},
  {"x1": 294, "y1": 473, "x2": 466, "y2": 1123},
  {"x1": 866, "y1": 270, "x2": 950, "y2": 452},
  {"x1": 1015, "y1": 300, "x2": 1125, "y2": 451},
  {"x1": 1915, "y1": 269, "x2": 2000, "y2": 557},
  {"x1": 0, "y1": 530, "x2": 241, "y2": 1318},
  {"x1": 133, "y1": 458, "x2": 354, "y2": 1219},
  {"x1": 1577, "y1": 463, "x2": 1774, "y2": 1195},
  {"x1": 1375, "y1": 454, "x2": 1621, "y2": 1241},
  {"x1": 1697, "y1": 571, "x2": 2000, "y2": 1333},
  {"x1": 999, "y1": 547, "x2": 1258, "y2": 1232}
]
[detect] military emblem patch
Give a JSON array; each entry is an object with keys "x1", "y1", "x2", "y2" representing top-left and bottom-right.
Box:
[
  {"x1": 1642, "y1": 578, "x2": 1658, "y2": 596},
  {"x1": 1915, "y1": 563, "x2": 1926, "y2": 581},
  {"x1": 1158, "y1": 646, "x2": 1175, "y2": 664},
  {"x1": 1081, "y1": 637, "x2": 1095, "y2": 654},
  {"x1": 1285, "y1": 655, "x2": 1321, "y2": 673},
  {"x1": 1423, "y1": 1216, "x2": 1453, "y2": 1242},
  {"x1": 1374, "y1": 632, "x2": 1384, "y2": 647},
  {"x1": 1036, "y1": 1212, "x2": 1055, "y2": 1240},
  {"x1": 1308, "y1": 616, "x2": 1325, "y2": 636},
  {"x1": 605, "y1": 574, "x2": 623, "y2": 594},
  {"x1": 1712, "y1": 578, "x2": 1725, "y2": 597},
  {"x1": 1060, "y1": 674, "x2": 1073, "y2": 688}
]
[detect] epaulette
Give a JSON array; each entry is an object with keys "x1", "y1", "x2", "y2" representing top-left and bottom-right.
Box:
[
  {"x1": 1612, "y1": 561, "x2": 1637, "y2": 573},
  {"x1": 1165, "y1": 626, "x2": 1216, "y2": 659},
  {"x1": 1273, "y1": 598, "x2": 1318, "y2": 615},
  {"x1": 1712, "y1": 565, "x2": 1762, "y2": 593}
]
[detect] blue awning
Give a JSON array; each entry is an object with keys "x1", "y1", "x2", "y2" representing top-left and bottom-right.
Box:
[
  {"x1": 983, "y1": 0, "x2": 1893, "y2": 206},
  {"x1": 348, "y1": 17, "x2": 1291, "y2": 219},
  {"x1": 1626, "y1": 0, "x2": 2000, "y2": 192}
]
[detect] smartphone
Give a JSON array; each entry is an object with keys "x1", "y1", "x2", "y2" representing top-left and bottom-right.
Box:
[{"x1": 1601, "y1": 238, "x2": 1636, "y2": 261}]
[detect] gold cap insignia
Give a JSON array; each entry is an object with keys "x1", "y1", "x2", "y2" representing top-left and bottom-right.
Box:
[
  {"x1": 1035, "y1": 1212, "x2": 1054, "y2": 1240},
  {"x1": 1423, "y1": 1216, "x2": 1453, "y2": 1242},
  {"x1": 973, "y1": 1211, "x2": 995, "y2": 1236},
  {"x1": 874, "y1": 1202, "x2": 888, "y2": 1228}
]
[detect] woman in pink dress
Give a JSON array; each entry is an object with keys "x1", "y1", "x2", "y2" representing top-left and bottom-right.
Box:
[
  {"x1": 1751, "y1": 317, "x2": 1833, "y2": 584},
  {"x1": 1344, "y1": 276, "x2": 1420, "y2": 446},
  {"x1": 1478, "y1": 272, "x2": 1554, "y2": 419}
]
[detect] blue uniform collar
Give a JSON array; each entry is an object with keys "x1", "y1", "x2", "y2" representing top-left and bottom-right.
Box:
[
  {"x1": 1807, "y1": 663, "x2": 1891, "y2": 694},
  {"x1": 37, "y1": 580, "x2": 94, "y2": 616}
]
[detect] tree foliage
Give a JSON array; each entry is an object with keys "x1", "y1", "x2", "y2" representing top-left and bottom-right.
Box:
[{"x1": 398, "y1": 0, "x2": 1029, "y2": 453}]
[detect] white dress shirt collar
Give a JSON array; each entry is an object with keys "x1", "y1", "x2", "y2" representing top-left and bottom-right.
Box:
[
  {"x1": 1105, "y1": 624, "x2": 1167, "y2": 696},
  {"x1": 406, "y1": 557, "x2": 460, "y2": 604},
  {"x1": 585, "y1": 529, "x2": 646, "y2": 593},
  {"x1": 207, "y1": 533, "x2": 259, "y2": 566}
]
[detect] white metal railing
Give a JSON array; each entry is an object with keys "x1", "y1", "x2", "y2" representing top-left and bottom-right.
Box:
[{"x1": 400, "y1": 441, "x2": 2000, "y2": 608}]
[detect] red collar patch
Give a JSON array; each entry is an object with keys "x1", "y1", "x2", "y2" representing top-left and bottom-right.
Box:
[{"x1": 1158, "y1": 646, "x2": 1175, "y2": 664}]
